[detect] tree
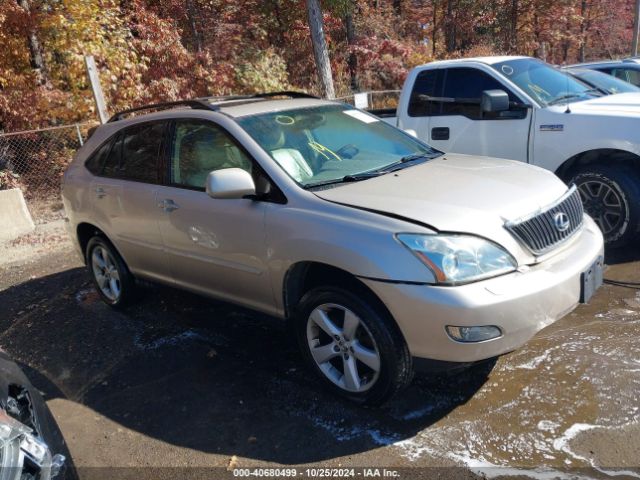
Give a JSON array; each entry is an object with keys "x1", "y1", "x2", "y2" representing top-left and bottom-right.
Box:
[
  {"x1": 16, "y1": 0, "x2": 47, "y2": 86},
  {"x1": 633, "y1": 0, "x2": 640, "y2": 55},
  {"x1": 306, "y1": 0, "x2": 336, "y2": 98}
]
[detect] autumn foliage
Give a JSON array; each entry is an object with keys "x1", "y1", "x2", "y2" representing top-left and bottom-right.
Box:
[{"x1": 0, "y1": 0, "x2": 637, "y2": 131}]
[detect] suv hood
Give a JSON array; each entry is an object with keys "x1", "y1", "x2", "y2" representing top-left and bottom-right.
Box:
[{"x1": 313, "y1": 154, "x2": 569, "y2": 261}]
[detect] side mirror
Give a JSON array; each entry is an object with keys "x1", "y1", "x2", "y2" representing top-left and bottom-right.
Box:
[
  {"x1": 206, "y1": 168, "x2": 256, "y2": 199},
  {"x1": 481, "y1": 89, "x2": 510, "y2": 113},
  {"x1": 403, "y1": 128, "x2": 418, "y2": 138}
]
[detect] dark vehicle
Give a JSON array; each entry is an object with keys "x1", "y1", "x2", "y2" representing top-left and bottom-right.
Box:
[
  {"x1": 563, "y1": 67, "x2": 640, "y2": 95},
  {"x1": 0, "y1": 351, "x2": 73, "y2": 479},
  {"x1": 568, "y1": 59, "x2": 640, "y2": 87}
]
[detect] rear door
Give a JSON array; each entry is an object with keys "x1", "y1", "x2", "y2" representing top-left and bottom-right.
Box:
[
  {"x1": 155, "y1": 119, "x2": 275, "y2": 312},
  {"x1": 424, "y1": 67, "x2": 530, "y2": 161},
  {"x1": 90, "y1": 121, "x2": 171, "y2": 283}
]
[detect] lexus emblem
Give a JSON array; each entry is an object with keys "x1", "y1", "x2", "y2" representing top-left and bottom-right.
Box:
[{"x1": 554, "y1": 212, "x2": 570, "y2": 232}]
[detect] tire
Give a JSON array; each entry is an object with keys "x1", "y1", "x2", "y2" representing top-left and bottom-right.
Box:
[
  {"x1": 86, "y1": 236, "x2": 137, "y2": 308},
  {"x1": 568, "y1": 164, "x2": 640, "y2": 248},
  {"x1": 293, "y1": 286, "x2": 413, "y2": 405}
]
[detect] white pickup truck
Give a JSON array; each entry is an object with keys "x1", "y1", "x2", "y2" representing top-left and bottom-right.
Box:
[{"x1": 377, "y1": 56, "x2": 640, "y2": 247}]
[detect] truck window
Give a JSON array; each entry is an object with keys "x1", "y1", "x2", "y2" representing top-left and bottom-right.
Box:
[
  {"x1": 441, "y1": 68, "x2": 519, "y2": 120},
  {"x1": 408, "y1": 69, "x2": 443, "y2": 117}
]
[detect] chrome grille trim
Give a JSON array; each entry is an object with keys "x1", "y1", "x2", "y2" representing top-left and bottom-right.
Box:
[{"x1": 505, "y1": 185, "x2": 584, "y2": 255}]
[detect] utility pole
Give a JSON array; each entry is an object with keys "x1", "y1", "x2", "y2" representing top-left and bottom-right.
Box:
[
  {"x1": 306, "y1": 0, "x2": 336, "y2": 99},
  {"x1": 633, "y1": 0, "x2": 640, "y2": 56}
]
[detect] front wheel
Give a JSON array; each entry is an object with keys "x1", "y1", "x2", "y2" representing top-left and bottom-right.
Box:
[
  {"x1": 294, "y1": 287, "x2": 413, "y2": 405},
  {"x1": 569, "y1": 165, "x2": 640, "y2": 248}
]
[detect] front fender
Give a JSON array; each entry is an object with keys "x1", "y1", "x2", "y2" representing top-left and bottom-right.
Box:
[
  {"x1": 264, "y1": 204, "x2": 437, "y2": 312},
  {"x1": 533, "y1": 110, "x2": 640, "y2": 172}
]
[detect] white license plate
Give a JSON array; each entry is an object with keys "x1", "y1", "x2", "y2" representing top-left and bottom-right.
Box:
[{"x1": 580, "y1": 256, "x2": 604, "y2": 303}]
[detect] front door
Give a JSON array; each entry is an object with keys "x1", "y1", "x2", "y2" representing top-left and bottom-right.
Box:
[
  {"x1": 411, "y1": 67, "x2": 531, "y2": 162},
  {"x1": 156, "y1": 119, "x2": 275, "y2": 312}
]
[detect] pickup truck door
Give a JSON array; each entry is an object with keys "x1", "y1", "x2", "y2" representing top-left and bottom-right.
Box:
[{"x1": 407, "y1": 67, "x2": 531, "y2": 162}]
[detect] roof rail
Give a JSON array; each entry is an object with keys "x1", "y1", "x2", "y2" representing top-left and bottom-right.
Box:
[
  {"x1": 197, "y1": 91, "x2": 319, "y2": 104},
  {"x1": 107, "y1": 99, "x2": 216, "y2": 123},
  {"x1": 107, "y1": 91, "x2": 320, "y2": 123},
  {"x1": 252, "y1": 91, "x2": 319, "y2": 99}
]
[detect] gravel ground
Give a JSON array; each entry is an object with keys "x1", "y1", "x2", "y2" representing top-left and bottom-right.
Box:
[{"x1": 0, "y1": 224, "x2": 638, "y2": 480}]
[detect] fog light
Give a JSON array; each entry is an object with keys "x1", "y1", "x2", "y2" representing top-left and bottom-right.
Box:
[{"x1": 446, "y1": 325, "x2": 502, "y2": 342}]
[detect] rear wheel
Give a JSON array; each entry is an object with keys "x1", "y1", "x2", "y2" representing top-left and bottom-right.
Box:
[
  {"x1": 294, "y1": 287, "x2": 413, "y2": 405},
  {"x1": 86, "y1": 236, "x2": 137, "y2": 308},
  {"x1": 568, "y1": 164, "x2": 640, "y2": 248}
]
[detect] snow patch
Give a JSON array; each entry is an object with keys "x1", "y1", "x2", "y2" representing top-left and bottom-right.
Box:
[
  {"x1": 516, "y1": 351, "x2": 551, "y2": 370},
  {"x1": 537, "y1": 420, "x2": 560, "y2": 433}
]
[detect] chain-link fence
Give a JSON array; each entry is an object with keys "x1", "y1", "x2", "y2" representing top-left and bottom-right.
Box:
[{"x1": 0, "y1": 124, "x2": 95, "y2": 216}]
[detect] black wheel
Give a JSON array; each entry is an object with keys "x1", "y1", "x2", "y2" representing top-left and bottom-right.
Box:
[
  {"x1": 569, "y1": 164, "x2": 640, "y2": 248},
  {"x1": 86, "y1": 236, "x2": 137, "y2": 308},
  {"x1": 293, "y1": 286, "x2": 413, "y2": 405}
]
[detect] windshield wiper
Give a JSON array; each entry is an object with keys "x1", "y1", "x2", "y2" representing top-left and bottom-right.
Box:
[
  {"x1": 303, "y1": 152, "x2": 441, "y2": 189},
  {"x1": 547, "y1": 93, "x2": 583, "y2": 106},
  {"x1": 399, "y1": 152, "x2": 439, "y2": 163},
  {"x1": 547, "y1": 89, "x2": 601, "y2": 106},
  {"x1": 583, "y1": 87, "x2": 603, "y2": 96}
]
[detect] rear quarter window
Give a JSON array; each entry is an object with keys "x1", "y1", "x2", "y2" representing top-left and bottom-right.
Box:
[{"x1": 84, "y1": 138, "x2": 113, "y2": 175}]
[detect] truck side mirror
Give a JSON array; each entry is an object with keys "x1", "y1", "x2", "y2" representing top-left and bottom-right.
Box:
[{"x1": 481, "y1": 89, "x2": 510, "y2": 113}]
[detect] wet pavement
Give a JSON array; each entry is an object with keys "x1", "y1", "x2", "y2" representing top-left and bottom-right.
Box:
[{"x1": 0, "y1": 237, "x2": 638, "y2": 479}]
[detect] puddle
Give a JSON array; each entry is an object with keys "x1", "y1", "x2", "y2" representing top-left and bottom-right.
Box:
[{"x1": 276, "y1": 284, "x2": 640, "y2": 477}]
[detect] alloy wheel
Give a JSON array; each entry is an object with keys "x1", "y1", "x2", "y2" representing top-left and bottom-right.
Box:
[
  {"x1": 91, "y1": 246, "x2": 121, "y2": 302},
  {"x1": 306, "y1": 303, "x2": 381, "y2": 393}
]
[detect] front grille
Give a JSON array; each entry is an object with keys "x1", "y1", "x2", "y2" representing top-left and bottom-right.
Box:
[{"x1": 505, "y1": 186, "x2": 584, "y2": 255}]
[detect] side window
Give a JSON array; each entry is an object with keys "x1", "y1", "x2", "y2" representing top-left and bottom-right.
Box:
[
  {"x1": 408, "y1": 69, "x2": 443, "y2": 117},
  {"x1": 610, "y1": 69, "x2": 627, "y2": 81},
  {"x1": 100, "y1": 122, "x2": 165, "y2": 183},
  {"x1": 171, "y1": 120, "x2": 252, "y2": 189},
  {"x1": 622, "y1": 69, "x2": 640, "y2": 86},
  {"x1": 120, "y1": 122, "x2": 166, "y2": 183},
  {"x1": 441, "y1": 68, "x2": 520, "y2": 120},
  {"x1": 84, "y1": 138, "x2": 113, "y2": 175}
]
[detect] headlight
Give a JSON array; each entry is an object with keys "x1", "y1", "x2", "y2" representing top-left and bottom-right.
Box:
[{"x1": 397, "y1": 234, "x2": 517, "y2": 285}]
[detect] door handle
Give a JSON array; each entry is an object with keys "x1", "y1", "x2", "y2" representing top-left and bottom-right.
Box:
[
  {"x1": 158, "y1": 199, "x2": 180, "y2": 213},
  {"x1": 431, "y1": 127, "x2": 450, "y2": 141},
  {"x1": 95, "y1": 187, "x2": 106, "y2": 198}
]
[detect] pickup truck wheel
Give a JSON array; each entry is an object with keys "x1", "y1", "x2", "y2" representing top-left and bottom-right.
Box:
[
  {"x1": 294, "y1": 287, "x2": 413, "y2": 405},
  {"x1": 569, "y1": 165, "x2": 640, "y2": 248},
  {"x1": 86, "y1": 236, "x2": 137, "y2": 308}
]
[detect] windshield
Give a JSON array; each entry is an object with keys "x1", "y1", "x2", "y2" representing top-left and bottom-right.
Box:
[
  {"x1": 237, "y1": 105, "x2": 440, "y2": 188},
  {"x1": 491, "y1": 58, "x2": 601, "y2": 106},
  {"x1": 570, "y1": 69, "x2": 640, "y2": 94}
]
